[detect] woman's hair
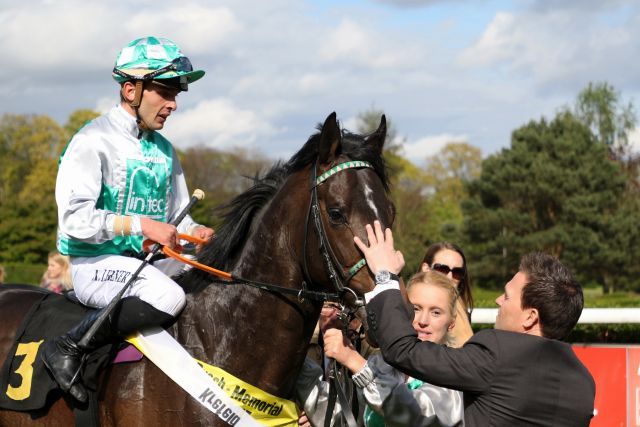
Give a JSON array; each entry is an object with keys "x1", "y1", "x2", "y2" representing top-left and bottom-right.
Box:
[
  {"x1": 407, "y1": 270, "x2": 459, "y2": 321},
  {"x1": 420, "y1": 242, "x2": 473, "y2": 312},
  {"x1": 43, "y1": 251, "x2": 73, "y2": 291},
  {"x1": 0, "y1": 265, "x2": 5, "y2": 284}
]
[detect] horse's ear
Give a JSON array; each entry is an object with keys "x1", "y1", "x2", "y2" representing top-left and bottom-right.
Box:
[
  {"x1": 318, "y1": 112, "x2": 341, "y2": 164},
  {"x1": 365, "y1": 114, "x2": 387, "y2": 154}
]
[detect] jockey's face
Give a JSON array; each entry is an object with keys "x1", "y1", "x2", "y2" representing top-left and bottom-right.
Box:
[{"x1": 137, "y1": 82, "x2": 179, "y2": 131}]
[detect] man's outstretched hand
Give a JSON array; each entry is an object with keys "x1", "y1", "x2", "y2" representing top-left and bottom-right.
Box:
[{"x1": 354, "y1": 220, "x2": 405, "y2": 275}]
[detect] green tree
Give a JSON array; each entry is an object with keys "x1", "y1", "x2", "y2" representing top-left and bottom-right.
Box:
[
  {"x1": 573, "y1": 82, "x2": 637, "y2": 160},
  {"x1": 0, "y1": 114, "x2": 65, "y2": 205},
  {"x1": 572, "y1": 82, "x2": 640, "y2": 194},
  {"x1": 0, "y1": 109, "x2": 100, "y2": 267},
  {"x1": 179, "y1": 146, "x2": 271, "y2": 228},
  {"x1": 354, "y1": 108, "x2": 431, "y2": 273},
  {"x1": 463, "y1": 112, "x2": 630, "y2": 291},
  {"x1": 0, "y1": 114, "x2": 66, "y2": 265},
  {"x1": 64, "y1": 109, "x2": 100, "y2": 140},
  {"x1": 354, "y1": 110, "x2": 484, "y2": 274},
  {"x1": 422, "y1": 143, "x2": 483, "y2": 244}
]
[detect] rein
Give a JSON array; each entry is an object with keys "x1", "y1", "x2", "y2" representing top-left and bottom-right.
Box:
[{"x1": 162, "y1": 235, "x2": 338, "y2": 302}]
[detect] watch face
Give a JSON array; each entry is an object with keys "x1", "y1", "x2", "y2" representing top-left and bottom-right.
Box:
[{"x1": 376, "y1": 271, "x2": 390, "y2": 282}]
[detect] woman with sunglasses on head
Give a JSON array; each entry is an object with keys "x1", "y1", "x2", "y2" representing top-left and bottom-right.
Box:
[
  {"x1": 296, "y1": 271, "x2": 464, "y2": 427},
  {"x1": 420, "y1": 242, "x2": 474, "y2": 347}
]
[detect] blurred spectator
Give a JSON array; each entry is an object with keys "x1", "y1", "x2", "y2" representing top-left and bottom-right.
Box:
[
  {"x1": 40, "y1": 251, "x2": 72, "y2": 293},
  {"x1": 0, "y1": 265, "x2": 5, "y2": 284}
]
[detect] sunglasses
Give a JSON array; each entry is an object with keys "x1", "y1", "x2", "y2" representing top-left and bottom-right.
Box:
[{"x1": 431, "y1": 263, "x2": 465, "y2": 281}]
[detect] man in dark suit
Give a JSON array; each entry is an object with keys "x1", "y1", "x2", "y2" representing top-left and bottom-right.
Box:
[{"x1": 355, "y1": 221, "x2": 595, "y2": 427}]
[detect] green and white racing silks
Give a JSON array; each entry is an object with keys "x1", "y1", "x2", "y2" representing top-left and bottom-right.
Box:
[{"x1": 56, "y1": 105, "x2": 199, "y2": 257}]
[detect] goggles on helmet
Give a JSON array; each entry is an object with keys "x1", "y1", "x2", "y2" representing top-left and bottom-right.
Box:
[{"x1": 112, "y1": 56, "x2": 193, "y2": 82}]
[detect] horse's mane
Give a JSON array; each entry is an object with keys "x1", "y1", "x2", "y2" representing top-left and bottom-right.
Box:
[{"x1": 179, "y1": 126, "x2": 389, "y2": 294}]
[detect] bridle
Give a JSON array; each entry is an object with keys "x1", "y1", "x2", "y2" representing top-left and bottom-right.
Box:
[
  {"x1": 168, "y1": 158, "x2": 375, "y2": 309},
  {"x1": 301, "y1": 159, "x2": 372, "y2": 308},
  {"x1": 165, "y1": 158, "x2": 376, "y2": 427}
]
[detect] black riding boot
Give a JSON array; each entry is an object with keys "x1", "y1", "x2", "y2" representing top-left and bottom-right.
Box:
[{"x1": 41, "y1": 307, "x2": 115, "y2": 403}]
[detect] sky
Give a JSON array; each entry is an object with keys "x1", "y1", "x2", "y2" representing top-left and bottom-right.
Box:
[{"x1": 1, "y1": 0, "x2": 639, "y2": 163}]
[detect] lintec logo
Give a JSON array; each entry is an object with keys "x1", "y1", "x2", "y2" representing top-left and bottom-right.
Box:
[{"x1": 124, "y1": 162, "x2": 167, "y2": 220}]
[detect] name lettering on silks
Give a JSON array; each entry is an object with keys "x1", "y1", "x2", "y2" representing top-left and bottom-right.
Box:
[
  {"x1": 92, "y1": 269, "x2": 133, "y2": 284},
  {"x1": 198, "y1": 388, "x2": 241, "y2": 426}
]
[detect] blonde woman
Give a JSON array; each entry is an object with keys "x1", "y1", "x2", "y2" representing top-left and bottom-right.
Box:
[
  {"x1": 420, "y1": 242, "x2": 474, "y2": 347},
  {"x1": 297, "y1": 271, "x2": 464, "y2": 427},
  {"x1": 40, "y1": 251, "x2": 72, "y2": 293}
]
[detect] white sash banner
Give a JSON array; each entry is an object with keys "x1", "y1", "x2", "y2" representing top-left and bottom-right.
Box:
[{"x1": 127, "y1": 328, "x2": 263, "y2": 427}]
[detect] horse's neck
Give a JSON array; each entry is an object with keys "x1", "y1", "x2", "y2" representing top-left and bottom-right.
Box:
[
  {"x1": 176, "y1": 177, "x2": 321, "y2": 396},
  {"x1": 176, "y1": 283, "x2": 320, "y2": 398}
]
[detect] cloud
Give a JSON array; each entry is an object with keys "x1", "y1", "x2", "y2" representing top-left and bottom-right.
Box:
[
  {"x1": 0, "y1": 2, "x2": 240, "y2": 80},
  {"x1": 371, "y1": 0, "x2": 463, "y2": 7},
  {"x1": 457, "y1": 4, "x2": 640, "y2": 92},
  {"x1": 319, "y1": 18, "x2": 424, "y2": 69},
  {"x1": 161, "y1": 98, "x2": 279, "y2": 150},
  {"x1": 124, "y1": 6, "x2": 241, "y2": 55},
  {"x1": 403, "y1": 133, "x2": 468, "y2": 164},
  {"x1": 94, "y1": 97, "x2": 118, "y2": 114},
  {"x1": 1, "y1": 0, "x2": 639, "y2": 163},
  {"x1": 0, "y1": 2, "x2": 117, "y2": 73}
]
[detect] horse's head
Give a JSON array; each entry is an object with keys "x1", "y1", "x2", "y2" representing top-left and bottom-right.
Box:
[
  {"x1": 301, "y1": 112, "x2": 395, "y2": 307},
  {"x1": 181, "y1": 112, "x2": 394, "y2": 308}
]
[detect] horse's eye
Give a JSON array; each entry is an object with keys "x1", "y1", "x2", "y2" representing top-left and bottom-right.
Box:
[{"x1": 327, "y1": 208, "x2": 346, "y2": 225}]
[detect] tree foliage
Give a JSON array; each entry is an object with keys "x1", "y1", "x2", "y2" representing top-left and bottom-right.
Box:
[
  {"x1": 0, "y1": 110, "x2": 99, "y2": 266},
  {"x1": 572, "y1": 82, "x2": 636, "y2": 158},
  {"x1": 179, "y1": 146, "x2": 271, "y2": 229},
  {"x1": 354, "y1": 110, "x2": 483, "y2": 273},
  {"x1": 0, "y1": 84, "x2": 638, "y2": 296},
  {"x1": 463, "y1": 111, "x2": 636, "y2": 291}
]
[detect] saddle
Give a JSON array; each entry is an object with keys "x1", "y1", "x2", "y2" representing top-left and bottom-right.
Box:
[{"x1": 0, "y1": 290, "x2": 119, "y2": 413}]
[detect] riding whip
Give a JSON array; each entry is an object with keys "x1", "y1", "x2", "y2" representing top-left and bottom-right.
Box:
[{"x1": 77, "y1": 189, "x2": 205, "y2": 348}]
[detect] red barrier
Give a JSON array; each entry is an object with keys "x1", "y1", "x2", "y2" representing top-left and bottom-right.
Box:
[{"x1": 573, "y1": 345, "x2": 640, "y2": 426}]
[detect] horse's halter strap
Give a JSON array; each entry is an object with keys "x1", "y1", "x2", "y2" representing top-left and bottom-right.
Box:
[{"x1": 302, "y1": 160, "x2": 371, "y2": 305}]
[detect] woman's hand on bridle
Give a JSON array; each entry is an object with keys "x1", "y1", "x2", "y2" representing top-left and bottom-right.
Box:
[{"x1": 323, "y1": 328, "x2": 366, "y2": 374}]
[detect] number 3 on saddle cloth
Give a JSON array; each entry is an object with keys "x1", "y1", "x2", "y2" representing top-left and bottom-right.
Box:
[{"x1": 0, "y1": 291, "x2": 118, "y2": 412}]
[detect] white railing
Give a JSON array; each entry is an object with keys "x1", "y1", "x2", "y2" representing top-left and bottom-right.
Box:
[{"x1": 471, "y1": 308, "x2": 640, "y2": 324}]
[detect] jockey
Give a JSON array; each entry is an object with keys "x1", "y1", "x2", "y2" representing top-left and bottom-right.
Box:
[{"x1": 41, "y1": 36, "x2": 214, "y2": 403}]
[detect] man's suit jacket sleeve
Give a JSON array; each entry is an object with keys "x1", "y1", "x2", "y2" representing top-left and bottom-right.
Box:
[{"x1": 367, "y1": 289, "x2": 497, "y2": 393}]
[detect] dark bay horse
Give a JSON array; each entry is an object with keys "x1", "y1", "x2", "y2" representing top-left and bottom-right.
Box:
[{"x1": 0, "y1": 112, "x2": 394, "y2": 426}]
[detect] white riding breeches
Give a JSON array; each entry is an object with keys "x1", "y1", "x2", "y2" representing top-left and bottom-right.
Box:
[{"x1": 70, "y1": 255, "x2": 186, "y2": 316}]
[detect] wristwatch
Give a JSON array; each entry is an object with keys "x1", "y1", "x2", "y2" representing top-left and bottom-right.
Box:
[{"x1": 374, "y1": 270, "x2": 400, "y2": 284}]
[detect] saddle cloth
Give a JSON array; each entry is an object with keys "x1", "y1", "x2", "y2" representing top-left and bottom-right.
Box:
[{"x1": 0, "y1": 291, "x2": 114, "y2": 411}]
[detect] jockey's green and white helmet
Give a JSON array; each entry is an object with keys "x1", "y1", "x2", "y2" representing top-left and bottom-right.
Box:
[{"x1": 112, "y1": 36, "x2": 204, "y2": 92}]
